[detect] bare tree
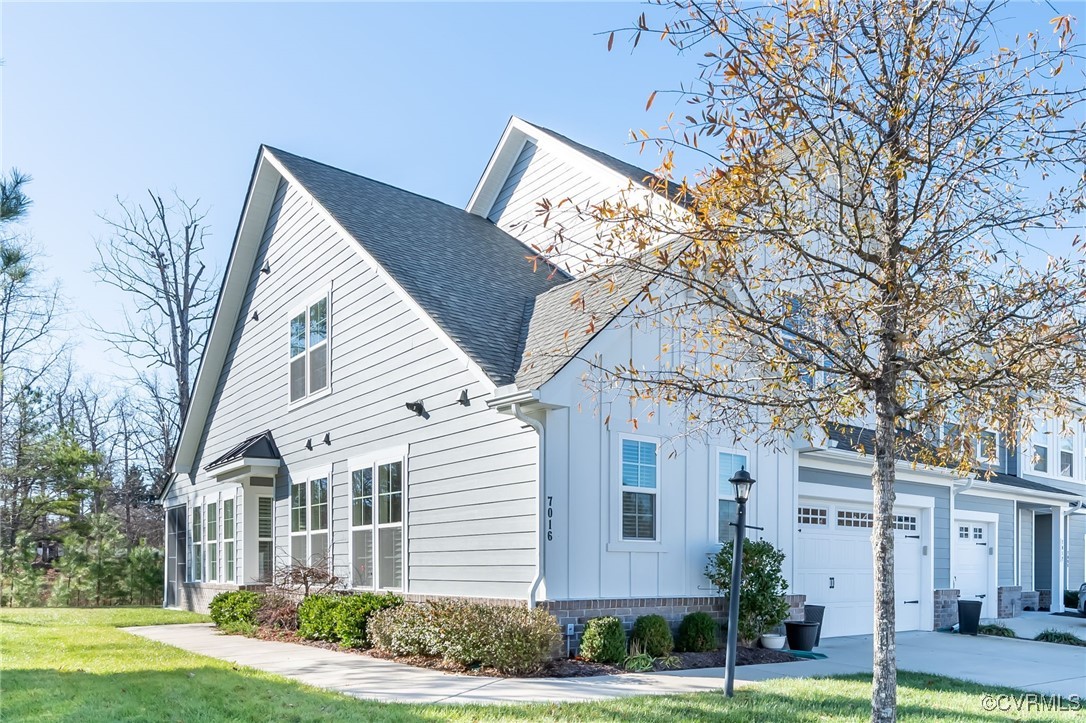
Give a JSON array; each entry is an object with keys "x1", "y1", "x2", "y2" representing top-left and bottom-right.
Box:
[
  {"x1": 94, "y1": 191, "x2": 217, "y2": 487},
  {"x1": 558, "y1": 2, "x2": 1086, "y2": 720}
]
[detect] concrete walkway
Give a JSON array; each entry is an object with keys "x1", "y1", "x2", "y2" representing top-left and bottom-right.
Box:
[{"x1": 125, "y1": 624, "x2": 1086, "y2": 704}]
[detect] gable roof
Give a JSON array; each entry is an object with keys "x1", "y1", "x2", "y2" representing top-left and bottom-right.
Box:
[
  {"x1": 267, "y1": 147, "x2": 570, "y2": 386},
  {"x1": 204, "y1": 430, "x2": 280, "y2": 471}
]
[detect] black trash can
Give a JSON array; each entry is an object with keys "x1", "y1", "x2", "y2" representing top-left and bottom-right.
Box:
[
  {"x1": 804, "y1": 604, "x2": 826, "y2": 647},
  {"x1": 957, "y1": 600, "x2": 983, "y2": 635},
  {"x1": 785, "y1": 621, "x2": 820, "y2": 651}
]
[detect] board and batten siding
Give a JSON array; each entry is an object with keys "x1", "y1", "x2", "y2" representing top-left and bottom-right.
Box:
[
  {"x1": 536, "y1": 309, "x2": 798, "y2": 601},
  {"x1": 956, "y1": 494, "x2": 1015, "y2": 586},
  {"x1": 796, "y1": 467, "x2": 952, "y2": 589},
  {"x1": 487, "y1": 139, "x2": 630, "y2": 276},
  {"x1": 167, "y1": 177, "x2": 538, "y2": 600}
]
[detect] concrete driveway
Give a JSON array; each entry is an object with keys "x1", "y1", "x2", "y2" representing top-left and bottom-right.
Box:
[
  {"x1": 125, "y1": 624, "x2": 1086, "y2": 704},
  {"x1": 981, "y1": 610, "x2": 1086, "y2": 640}
]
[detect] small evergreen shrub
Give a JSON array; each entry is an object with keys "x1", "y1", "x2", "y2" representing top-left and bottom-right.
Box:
[
  {"x1": 1034, "y1": 629, "x2": 1086, "y2": 647},
  {"x1": 368, "y1": 600, "x2": 560, "y2": 675},
  {"x1": 332, "y1": 592, "x2": 403, "y2": 648},
  {"x1": 579, "y1": 616, "x2": 627, "y2": 664},
  {"x1": 677, "y1": 611, "x2": 719, "y2": 652},
  {"x1": 209, "y1": 590, "x2": 262, "y2": 628},
  {"x1": 706, "y1": 539, "x2": 790, "y2": 644},
  {"x1": 631, "y1": 614, "x2": 674, "y2": 657},
  {"x1": 297, "y1": 594, "x2": 341, "y2": 641}
]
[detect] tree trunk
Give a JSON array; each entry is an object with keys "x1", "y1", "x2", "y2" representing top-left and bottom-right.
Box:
[{"x1": 871, "y1": 385, "x2": 899, "y2": 721}]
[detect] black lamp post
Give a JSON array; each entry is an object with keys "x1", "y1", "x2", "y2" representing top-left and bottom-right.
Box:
[{"x1": 724, "y1": 466, "x2": 755, "y2": 697}]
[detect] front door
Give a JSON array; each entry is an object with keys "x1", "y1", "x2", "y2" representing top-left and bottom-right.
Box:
[
  {"x1": 953, "y1": 520, "x2": 992, "y2": 618},
  {"x1": 166, "y1": 506, "x2": 187, "y2": 607}
]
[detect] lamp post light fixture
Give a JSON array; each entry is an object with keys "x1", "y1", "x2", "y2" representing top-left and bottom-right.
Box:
[{"x1": 724, "y1": 466, "x2": 756, "y2": 697}]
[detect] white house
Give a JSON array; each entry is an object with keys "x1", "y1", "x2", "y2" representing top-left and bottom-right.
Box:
[{"x1": 160, "y1": 117, "x2": 1086, "y2": 644}]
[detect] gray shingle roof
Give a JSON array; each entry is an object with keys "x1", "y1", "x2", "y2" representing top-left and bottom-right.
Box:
[
  {"x1": 515, "y1": 263, "x2": 655, "y2": 389},
  {"x1": 983, "y1": 471, "x2": 1075, "y2": 496},
  {"x1": 268, "y1": 147, "x2": 569, "y2": 386}
]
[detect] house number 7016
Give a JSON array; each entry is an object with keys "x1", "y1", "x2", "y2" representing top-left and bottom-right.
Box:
[{"x1": 546, "y1": 496, "x2": 554, "y2": 541}]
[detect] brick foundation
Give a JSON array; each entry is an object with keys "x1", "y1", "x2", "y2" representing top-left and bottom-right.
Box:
[
  {"x1": 1020, "y1": 590, "x2": 1040, "y2": 611},
  {"x1": 934, "y1": 588, "x2": 959, "y2": 629},
  {"x1": 541, "y1": 594, "x2": 806, "y2": 653},
  {"x1": 1038, "y1": 589, "x2": 1052, "y2": 611},
  {"x1": 997, "y1": 586, "x2": 1022, "y2": 618}
]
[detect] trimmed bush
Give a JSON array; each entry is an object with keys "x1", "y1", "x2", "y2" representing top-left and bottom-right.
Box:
[
  {"x1": 579, "y1": 616, "x2": 627, "y2": 664},
  {"x1": 297, "y1": 594, "x2": 341, "y2": 641},
  {"x1": 706, "y1": 539, "x2": 790, "y2": 644},
  {"x1": 631, "y1": 614, "x2": 674, "y2": 657},
  {"x1": 677, "y1": 611, "x2": 719, "y2": 652},
  {"x1": 333, "y1": 592, "x2": 403, "y2": 648},
  {"x1": 209, "y1": 590, "x2": 262, "y2": 629},
  {"x1": 369, "y1": 600, "x2": 560, "y2": 675},
  {"x1": 257, "y1": 593, "x2": 299, "y2": 631}
]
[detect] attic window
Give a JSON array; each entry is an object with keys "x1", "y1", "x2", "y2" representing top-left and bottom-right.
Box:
[{"x1": 289, "y1": 293, "x2": 330, "y2": 403}]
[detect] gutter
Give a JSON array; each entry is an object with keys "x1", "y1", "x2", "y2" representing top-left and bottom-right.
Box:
[{"x1": 512, "y1": 402, "x2": 546, "y2": 609}]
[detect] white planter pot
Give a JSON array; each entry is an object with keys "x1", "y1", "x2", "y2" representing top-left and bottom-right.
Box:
[{"x1": 761, "y1": 633, "x2": 787, "y2": 650}]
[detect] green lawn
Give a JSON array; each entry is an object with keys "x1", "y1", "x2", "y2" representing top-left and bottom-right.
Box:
[{"x1": 0, "y1": 607, "x2": 1066, "y2": 722}]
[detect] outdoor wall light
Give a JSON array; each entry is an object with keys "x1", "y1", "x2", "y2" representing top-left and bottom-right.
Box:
[
  {"x1": 304, "y1": 438, "x2": 313, "y2": 451},
  {"x1": 322, "y1": 433, "x2": 331, "y2": 446},
  {"x1": 251, "y1": 311, "x2": 259, "y2": 321},
  {"x1": 405, "y1": 400, "x2": 429, "y2": 419},
  {"x1": 458, "y1": 389, "x2": 470, "y2": 406},
  {"x1": 261, "y1": 261, "x2": 271, "y2": 274}
]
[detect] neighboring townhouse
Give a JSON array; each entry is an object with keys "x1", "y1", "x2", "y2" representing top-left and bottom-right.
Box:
[{"x1": 160, "y1": 117, "x2": 1086, "y2": 646}]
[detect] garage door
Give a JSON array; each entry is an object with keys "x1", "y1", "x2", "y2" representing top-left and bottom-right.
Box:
[{"x1": 795, "y1": 499, "x2": 924, "y2": 638}]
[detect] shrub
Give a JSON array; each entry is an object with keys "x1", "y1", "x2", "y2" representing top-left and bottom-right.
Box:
[
  {"x1": 706, "y1": 539, "x2": 790, "y2": 645},
  {"x1": 1035, "y1": 629, "x2": 1086, "y2": 647},
  {"x1": 977, "y1": 623, "x2": 1016, "y2": 638},
  {"x1": 333, "y1": 592, "x2": 403, "y2": 648},
  {"x1": 623, "y1": 640, "x2": 654, "y2": 672},
  {"x1": 297, "y1": 594, "x2": 341, "y2": 641},
  {"x1": 677, "y1": 611, "x2": 719, "y2": 652},
  {"x1": 369, "y1": 604, "x2": 440, "y2": 656},
  {"x1": 369, "y1": 600, "x2": 560, "y2": 675},
  {"x1": 257, "y1": 593, "x2": 299, "y2": 631},
  {"x1": 209, "y1": 590, "x2": 262, "y2": 629},
  {"x1": 1064, "y1": 589, "x2": 1080, "y2": 609},
  {"x1": 631, "y1": 614, "x2": 674, "y2": 657},
  {"x1": 579, "y1": 616, "x2": 627, "y2": 664}
]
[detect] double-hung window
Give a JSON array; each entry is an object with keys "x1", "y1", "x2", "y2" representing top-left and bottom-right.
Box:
[
  {"x1": 620, "y1": 438, "x2": 657, "y2": 541},
  {"x1": 717, "y1": 450, "x2": 748, "y2": 543},
  {"x1": 223, "y1": 498, "x2": 235, "y2": 583},
  {"x1": 1031, "y1": 421, "x2": 1050, "y2": 474},
  {"x1": 1058, "y1": 428, "x2": 1074, "y2": 478},
  {"x1": 349, "y1": 457, "x2": 404, "y2": 589},
  {"x1": 191, "y1": 505, "x2": 203, "y2": 582},
  {"x1": 206, "y1": 501, "x2": 218, "y2": 582},
  {"x1": 290, "y1": 474, "x2": 330, "y2": 568},
  {"x1": 976, "y1": 430, "x2": 999, "y2": 464},
  {"x1": 289, "y1": 293, "x2": 330, "y2": 403}
]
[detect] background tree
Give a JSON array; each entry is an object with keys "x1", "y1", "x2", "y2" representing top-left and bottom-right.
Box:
[
  {"x1": 568, "y1": 2, "x2": 1086, "y2": 720},
  {"x1": 94, "y1": 191, "x2": 217, "y2": 487}
]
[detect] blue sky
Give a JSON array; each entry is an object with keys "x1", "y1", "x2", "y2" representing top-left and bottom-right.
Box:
[{"x1": 1, "y1": 1, "x2": 1079, "y2": 378}]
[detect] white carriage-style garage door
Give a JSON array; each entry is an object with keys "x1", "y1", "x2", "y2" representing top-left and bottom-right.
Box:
[{"x1": 795, "y1": 498, "x2": 924, "y2": 638}]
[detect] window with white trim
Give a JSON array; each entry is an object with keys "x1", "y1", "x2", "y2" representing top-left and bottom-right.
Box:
[
  {"x1": 206, "y1": 501, "x2": 218, "y2": 582},
  {"x1": 958, "y1": 525, "x2": 970, "y2": 539},
  {"x1": 191, "y1": 505, "x2": 203, "y2": 582},
  {"x1": 289, "y1": 294, "x2": 330, "y2": 403},
  {"x1": 223, "y1": 498, "x2": 235, "y2": 583},
  {"x1": 837, "y1": 509, "x2": 873, "y2": 528},
  {"x1": 620, "y1": 438, "x2": 657, "y2": 540},
  {"x1": 976, "y1": 430, "x2": 998, "y2": 464},
  {"x1": 349, "y1": 458, "x2": 404, "y2": 589},
  {"x1": 973, "y1": 526, "x2": 984, "y2": 540},
  {"x1": 717, "y1": 451, "x2": 747, "y2": 542},
  {"x1": 1031, "y1": 421, "x2": 1049, "y2": 473},
  {"x1": 257, "y1": 496, "x2": 274, "y2": 582},
  {"x1": 290, "y1": 475, "x2": 330, "y2": 568},
  {"x1": 797, "y1": 507, "x2": 828, "y2": 526},
  {"x1": 1058, "y1": 429, "x2": 1074, "y2": 479}
]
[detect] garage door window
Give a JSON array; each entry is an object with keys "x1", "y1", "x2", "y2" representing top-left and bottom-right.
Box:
[
  {"x1": 797, "y1": 507, "x2": 828, "y2": 525},
  {"x1": 837, "y1": 510, "x2": 873, "y2": 528},
  {"x1": 893, "y1": 515, "x2": 917, "y2": 531}
]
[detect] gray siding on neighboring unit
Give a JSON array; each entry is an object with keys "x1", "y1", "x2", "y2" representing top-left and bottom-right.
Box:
[
  {"x1": 1019, "y1": 507, "x2": 1034, "y2": 590},
  {"x1": 167, "y1": 177, "x2": 538, "y2": 600},
  {"x1": 956, "y1": 494, "x2": 1015, "y2": 586},
  {"x1": 797, "y1": 467, "x2": 952, "y2": 588}
]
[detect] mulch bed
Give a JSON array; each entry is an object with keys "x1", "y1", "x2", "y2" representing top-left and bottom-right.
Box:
[{"x1": 235, "y1": 627, "x2": 798, "y2": 678}]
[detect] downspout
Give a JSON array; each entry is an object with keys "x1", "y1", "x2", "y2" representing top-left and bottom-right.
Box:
[{"x1": 513, "y1": 403, "x2": 545, "y2": 609}]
